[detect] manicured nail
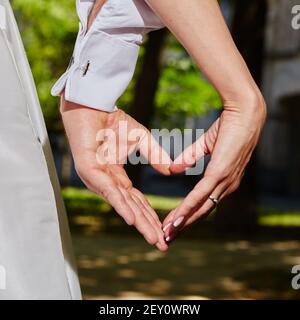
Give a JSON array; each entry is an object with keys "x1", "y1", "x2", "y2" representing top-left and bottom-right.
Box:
[
  {"x1": 163, "y1": 222, "x2": 172, "y2": 233},
  {"x1": 165, "y1": 236, "x2": 172, "y2": 242},
  {"x1": 173, "y1": 216, "x2": 184, "y2": 228}
]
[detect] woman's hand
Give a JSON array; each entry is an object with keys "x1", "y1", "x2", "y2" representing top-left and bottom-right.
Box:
[
  {"x1": 162, "y1": 98, "x2": 266, "y2": 241},
  {"x1": 144, "y1": 0, "x2": 267, "y2": 241},
  {"x1": 60, "y1": 94, "x2": 171, "y2": 251}
]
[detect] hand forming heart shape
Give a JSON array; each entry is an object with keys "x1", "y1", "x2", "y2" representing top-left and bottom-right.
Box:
[
  {"x1": 59, "y1": 0, "x2": 267, "y2": 251},
  {"x1": 60, "y1": 95, "x2": 266, "y2": 252}
]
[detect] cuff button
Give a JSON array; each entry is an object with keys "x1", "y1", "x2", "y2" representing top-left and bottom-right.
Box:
[{"x1": 82, "y1": 61, "x2": 90, "y2": 77}]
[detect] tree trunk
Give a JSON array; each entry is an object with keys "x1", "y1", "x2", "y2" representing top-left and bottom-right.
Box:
[
  {"x1": 215, "y1": 0, "x2": 268, "y2": 234},
  {"x1": 126, "y1": 28, "x2": 168, "y2": 187}
]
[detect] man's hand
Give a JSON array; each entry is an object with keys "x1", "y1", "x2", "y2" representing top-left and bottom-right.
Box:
[
  {"x1": 60, "y1": 94, "x2": 171, "y2": 251},
  {"x1": 59, "y1": 0, "x2": 172, "y2": 251}
]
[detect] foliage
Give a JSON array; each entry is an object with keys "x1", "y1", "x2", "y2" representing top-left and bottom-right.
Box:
[
  {"x1": 155, "y1": 35, "x2": 221, "y2": 127},
  {"x1": 12, "y1": 0, "x2": 221, "y2": 131},
  {"x1": 12, "y1": 0, "x2": 78, "y2": 131},
  {"x1": 258, "y1": 210, "x2": 300, "y2": 227}
]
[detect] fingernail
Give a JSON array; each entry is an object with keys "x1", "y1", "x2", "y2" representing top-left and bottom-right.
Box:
[
  {"x1": 163, "y1": 222, "x2": 172, "y2": 233},
  {"x1": 173, "y1": 216, "x2": 184, "y2": 228},
  {"x1": 165, "y1": 236, "x2": 172, "y2": 242}
]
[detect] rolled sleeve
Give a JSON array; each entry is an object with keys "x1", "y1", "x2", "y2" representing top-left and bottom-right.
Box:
[{"x1": 51, "y1": 0, "x2": 164, "y2": 112}]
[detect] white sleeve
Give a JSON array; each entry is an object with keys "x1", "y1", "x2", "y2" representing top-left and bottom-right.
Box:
[{"x1": 51, "y1": 0, "x2": 164, "y2": 112}]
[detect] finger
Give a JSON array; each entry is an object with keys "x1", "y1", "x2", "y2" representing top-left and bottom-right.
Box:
[
  {"x1": 132, "y1": 188, "x2": 162, "y2": 226},
  {"x1": 177, "y1": 196, "x2": 217, "y2": 231},
  {"x1": 168, "y1": 174, "x2": 219, "y2": 229},
  {"x1": 107, "y1": 166, "x2": 162, "y2": 247},
  {"x1": 162, "y1": 209, "x2": 178, "y2": 243},
  {"x1": 135, "y1": 195, "x2": 169, "y2": 252},
  {"x1": 108, "y1": 165, "x2": 133, "y2": 189},
  {"x1": 217, "y1": 171, "x2": 243, "y2": 201},
  {"x1": 131, "y1": 190, "x2": 168, "y2": 251},
  {"x1": 167, "y1": 199, "x2": 216, "y2": 243},
  {"x1": 119, "y1": 188, "x2": 158, "y2": 246},
  {"x1": 162, "y1": 208, "x2": 177, "y2": 235},
  {"x1": 183, "y1": 167, "x2": 243, "y2": 227},
  {"x1": 138, "y1": 129, "x2": 172, "y2": 176},
  {"x1": 167, "y1": 178, "x2": 229, "y2": 240},
  {"x1": 170, "y1": 133, "x2": 206, "y2": 174},
  {"x1": 84, "y1": 168, "x2": 136, "y2": 226},
  {"x1": 162, "y1": 209, "x2": 176, "y2": 232},
  {"x1": 106, "y1": 191, "x2": 136, "y2": 225},
  {"x1": 110, "y1": 166, "x2": 167, "y2": 249}
]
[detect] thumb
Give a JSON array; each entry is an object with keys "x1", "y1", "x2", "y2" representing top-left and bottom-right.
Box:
[
  {"x1": 138, "y1": 129, "x2": 172, "y2": 176},
  {"x1": 170, "y1": 133, "x2": 206, "y2": 174}
]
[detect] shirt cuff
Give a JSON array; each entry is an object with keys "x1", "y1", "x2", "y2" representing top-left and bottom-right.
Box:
[{"x1": 51, "y1": 29, "x2": 140, "y2": 112}]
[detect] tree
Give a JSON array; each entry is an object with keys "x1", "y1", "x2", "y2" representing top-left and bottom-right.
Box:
[
  {"x1": 215, "y1": 0, "x2": 268, "y2": 234},
  {"x1": 126, "y1": 28, "x2": 168, "y2": 186},
  {"x1": 126, "y1": 27, "x2": 222, "y2": 186},
  {"x1": 130, "y1": 28, "x2": 168, "y2": 128}
]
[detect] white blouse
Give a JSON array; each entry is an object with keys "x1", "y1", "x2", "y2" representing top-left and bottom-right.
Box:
[{"x1": 51, "y1": 0, "x2": 164, "y2": 112}]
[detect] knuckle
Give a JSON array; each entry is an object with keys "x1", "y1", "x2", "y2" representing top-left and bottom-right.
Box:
[
  {"x1": 121, "y1": 186, "x2": 133, "y2": 198},
  {"x1": 100, "y1": 188, "x2": 111, "y2": 201},
  {"x1": 148, "y1": 238, "x2": 157, "y2": 246},
  {"x1": 216, "y1": 167, "x2": 231, "y2": 180},
  {"x1": 123, "y1": 180, "x2": 133, "y2": 191},
  {"x1": 206, "y1": 164, "x2": 230, "y2": 182},
  {"x1": 232, "y1": 181, "x2": 241, "y2": 192},
  {"x1": 125, "y1": 215, "x2": 135, "y2": 226},
  {"x1": 227, "y1": 180, "x2": 241, "y2": 195},
  {"x1": 184, "y1": 200, "x2": 196, "y2": 212}
]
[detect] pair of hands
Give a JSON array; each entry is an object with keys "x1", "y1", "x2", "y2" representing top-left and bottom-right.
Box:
[
  {"x1": 60, "y1": 0, "x2": 266, "y2": 251},
  {"x1": 60, "y1": 93, "x2": 266, "y2": 251}
]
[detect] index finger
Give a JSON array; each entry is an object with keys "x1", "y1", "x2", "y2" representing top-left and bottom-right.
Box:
[{"x1": 170, "y1": 133, "x2": 206, "y2": 174}]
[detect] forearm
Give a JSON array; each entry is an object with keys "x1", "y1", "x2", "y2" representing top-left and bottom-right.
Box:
[
  {"x1": 51, "y1": 0, "x2": 164, "y2": 112},
  {"x1": 145, "y1": 0, "x2": 264, "y2": 111}
]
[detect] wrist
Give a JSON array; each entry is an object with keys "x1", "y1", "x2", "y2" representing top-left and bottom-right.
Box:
[
  {"x1": 223, "y1": 87, "x2": 266, "y2": 124},
  {"x1": 60, "y1": 92, "x2": 111, "y2": 123}
]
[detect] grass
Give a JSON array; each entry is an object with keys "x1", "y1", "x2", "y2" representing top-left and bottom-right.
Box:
[
  {"x1": 73, "y1": 234, "x2": 300, "y2": 300},
  {"x1": 62, "y1": 187, "x2": 300, "y2": 299},
  {"x1": 62, "y1": 187, "x2": 183, "y2": 235},
  {"x1": 62, "y1": 187, "x2": 300, "y2": 228},
  {"x1": 259, "y1": 212, "x2": 300, "y2": 227},
  {"x1": 62, "y1": 187, "x2": 182, "y2": 215}
]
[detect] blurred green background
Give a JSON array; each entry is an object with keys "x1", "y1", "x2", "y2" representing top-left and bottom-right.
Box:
[{"x1": 12, "y1": 0, "x2": 300, "y2": 299}]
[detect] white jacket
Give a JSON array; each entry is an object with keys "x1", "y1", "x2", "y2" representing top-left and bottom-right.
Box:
[{"x1": 51, "y1": 0, "x2": 164, "y2": 112}]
